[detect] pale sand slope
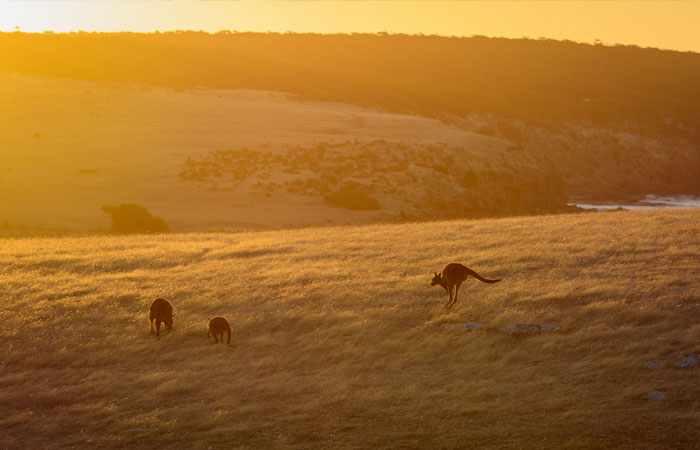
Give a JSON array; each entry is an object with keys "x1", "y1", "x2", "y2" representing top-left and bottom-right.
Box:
[{"x1": 0, "y1": 73, "x2": 516, "y2": 231}]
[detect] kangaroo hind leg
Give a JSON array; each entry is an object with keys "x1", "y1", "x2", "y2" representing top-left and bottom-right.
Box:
[
  {"x1": 451, "y1": 282, "x2": 463, "y2": 307},
  {"x1": 444, "y1": 285, "x2": 455, "y2": 308}
]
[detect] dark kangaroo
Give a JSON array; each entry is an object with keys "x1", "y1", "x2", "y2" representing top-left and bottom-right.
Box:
[
  {"x1": 149, "y1": 298, "x2": 174, "y2": 338},
  {"x1": 207, "y1": 316, "x2": 232, "y2": 346},
  {"x1": 431, "y1": 263, "x2": 501, "y2": 308}
]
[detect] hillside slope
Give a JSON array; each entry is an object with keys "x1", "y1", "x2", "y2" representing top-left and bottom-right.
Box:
[
  {"x1": 0, "y1": 73, "x2": 565, "y2": 233},
  {"x1": 3, "y1": 32, "x2": 700, "y2": 205},
  {"x1": 4, "y1": 32, "x2": 700, "y2": 137},
  {"x1": 2, "y1": 210, "x2": 700, "y2": 449}
]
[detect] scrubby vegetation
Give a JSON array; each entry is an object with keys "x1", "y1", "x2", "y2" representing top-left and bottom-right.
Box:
[
  {"x1": 101, "y1": 203, "x2": 170, "y2": 234},
  {"x1": 181, "y1": 140, "x2": 568, "y2": 218},
  {"x1": 457, "y1": 116, "x2": 700, "y2": 198},
  {"x1": 3, "y1": 32, "x2": 700, "y2": 141},
  {"x1": 4, "y1": 31, "x2": 700, "y2": 200},
  {"x1": 2, "y1": 210, "x2": 700, "y2": 449}
]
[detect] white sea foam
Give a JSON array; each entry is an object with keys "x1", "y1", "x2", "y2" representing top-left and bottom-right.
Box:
[{"x1": 569, "y1": 195, "x2": 700, "y2": 211}]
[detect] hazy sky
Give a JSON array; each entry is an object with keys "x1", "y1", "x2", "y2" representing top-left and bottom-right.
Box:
[{"x1": 2, "y1": 1, "x2": 700, "y2": 53}]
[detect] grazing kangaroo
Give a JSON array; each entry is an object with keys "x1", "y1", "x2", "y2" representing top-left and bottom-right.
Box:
[
  {"x1": 207, "y1": 316, "x2": 232, "y2": 346},
  {"x1": 431, "y1": 263, "x2": 501, "y2": 309},
  {"x1": 149, "y1": 298, "x2": 174, "y2": 338}
]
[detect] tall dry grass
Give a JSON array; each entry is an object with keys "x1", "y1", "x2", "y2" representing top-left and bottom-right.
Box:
[{"x1": 2, "y1": 210, "x2": 700, "y2": 449}]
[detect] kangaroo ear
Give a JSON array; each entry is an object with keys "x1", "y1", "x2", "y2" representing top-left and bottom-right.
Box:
[{"x1": 434, "y1": 271, "x2": 438, "y2": 277}]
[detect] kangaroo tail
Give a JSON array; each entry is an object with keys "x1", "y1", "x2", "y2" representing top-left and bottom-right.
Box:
[{"x1": 465, "y1": 268, "x2": 501, "y2": 284}]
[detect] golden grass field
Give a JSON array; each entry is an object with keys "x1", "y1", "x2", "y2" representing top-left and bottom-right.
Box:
[{"x1": 2, "y1": 209, "x2": 700, "y2": 449}]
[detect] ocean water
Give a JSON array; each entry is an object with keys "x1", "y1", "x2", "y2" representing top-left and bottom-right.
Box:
[{"x1": 569, "y1": 195, "x2": 700, "y2": 211}]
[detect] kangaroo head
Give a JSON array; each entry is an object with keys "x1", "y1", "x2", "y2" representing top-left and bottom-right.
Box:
[{"x1": 431, "y1": 271, "x2": 442, "y2": 286}]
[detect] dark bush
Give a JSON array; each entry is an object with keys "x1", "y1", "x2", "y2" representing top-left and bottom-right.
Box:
[
  {"x1": 323, "y1": 190, "x2": 380, "y2": 211},
  {"x1": 101, "y1": 203, "x2": 170, "y2": 234}
]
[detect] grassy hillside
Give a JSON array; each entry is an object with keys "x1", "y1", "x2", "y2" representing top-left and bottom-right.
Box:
[
  {"x1": 3, "y1": 32, "x2": 700, "y2": 204},
  {"x1": 2, "y1": 210, "x2": 700, "y2": 449},
  {"x1": 0, "y1": 73, "x2": 566, "y2": 233},
  {"x1": 4, "y1": 32, "x2": 700, "y2": 138}
]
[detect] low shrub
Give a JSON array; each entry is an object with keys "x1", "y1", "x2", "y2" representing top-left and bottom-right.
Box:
[{"x1": 101, "y1": 203, "x2": 170, "y2": 234}]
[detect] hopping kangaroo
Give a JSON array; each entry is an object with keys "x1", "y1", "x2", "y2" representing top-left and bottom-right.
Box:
[
  {"x1": 149, "y1": 298, "x2": 174, "y2": 338},
  {"x1": 207, "y1": 316, "x2": 232, "y2": 346},
  {"x1": 431, "y1": 263, "x2": 501, "y2": 308}
]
